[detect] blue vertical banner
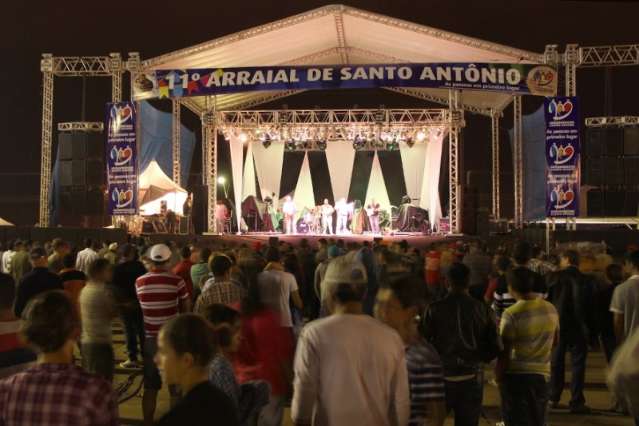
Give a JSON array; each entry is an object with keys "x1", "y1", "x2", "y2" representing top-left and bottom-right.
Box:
[
  {"x1": 106, "y1": 102, "x2": 138, "y2": 215},
  {"x1": 544, "y1": 97, "x2": 580, "y2": 217}
]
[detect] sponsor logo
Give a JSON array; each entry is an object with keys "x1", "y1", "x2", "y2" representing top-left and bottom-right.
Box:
[
  {"x1": 527, "y1": 66, "x2": 557, "y2": 96},
  {"x1": 111, "y1": 187, "x2": 134, "y2": 209},
  {"x1": 110, "y1": 146, "x2": 133, "y2": 167},
  {"x1": 549, "y1": 142, "x2": 575, "y2": 165},
  {"x1": 550, "y1": 184, "x2": 575, "y2": 210},
  {"x1": 548, "y1": 98, "x2": 574, "y2": 121}
]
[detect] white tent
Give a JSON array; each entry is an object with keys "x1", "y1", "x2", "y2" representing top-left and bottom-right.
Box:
[
  {"x1": 0, "y1": 217, "x2": 14, "y2": 226},
  {"x1": 142, "y1": 4, "x2": 541, "y2": 116},
  {"x1": 139, "y1": 161, "x2": 188, "y2": 216}
]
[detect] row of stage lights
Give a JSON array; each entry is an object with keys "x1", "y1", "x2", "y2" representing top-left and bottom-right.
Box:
[{"x1": 224, "y1": 127, "x2": 437, "y2": 152}]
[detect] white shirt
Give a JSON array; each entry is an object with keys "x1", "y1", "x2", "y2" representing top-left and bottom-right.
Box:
[
  {"x1": 1, "y1": 250, "x2": 14, "y2": 274},
  {"x1": 292, "y1": 314, "x2": 410, "y2": 426},
  {"x1": 283, "y1": 200, "x2": 296, "y2": 216},
  {"x1": 610, "y1": 275, "x2": 639, "y2": 338},
  {"x1": 75, "y1": 248, "x2": 99, "y2": 275},
  {"x1": 257, "y1": 269, "x2": 298, "y2": 327}
]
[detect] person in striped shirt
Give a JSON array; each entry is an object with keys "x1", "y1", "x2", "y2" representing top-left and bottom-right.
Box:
[
  {"x1": 375, "y1": 275, "x2": 446, "y2": 426},
  {"x1": 135, "y1": 244, "x2": 191, "y2": 426},
  {"x1": 496, "y1": 268, "x2": 559, "y2": 426},
  {"x1": 0, "y1": 273, "x2": 36, "y2": 379}
]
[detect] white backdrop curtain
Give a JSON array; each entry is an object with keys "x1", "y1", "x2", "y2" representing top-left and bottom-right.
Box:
[
  {"x1": 242, "y1": 142, "x2": 256, "y2": 201},
  {"x1": 292, "y1": 152, "x2": 316, "y2": 218},
  {"x1": 400, "y1": 142, "x2": 428, "y2": 204},
  {"x1": 253, "y1": 140, "x2": 285, "y2": 201},
  {"x1": 419, "y1": 129, "x2": 446, "y2": 230},
  {"x1": 228, "y1": 135, "x2": 244, "y2": 234},
  {"x1": 365, "y1": 151, "x2": 391, "y2": 212},
  {"x1": 325, "y1": 141, "x2": 356, "y2": 201}
]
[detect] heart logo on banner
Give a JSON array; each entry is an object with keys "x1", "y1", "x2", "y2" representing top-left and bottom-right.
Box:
[
  {"x1": 119, "y1": 106, "x2": 132, "y2": 121},
  {"x1": 114, "y1": 147, "x2": 133, "y2": 166},
  {"x1": 564, "y1": 145, "x2": 574, "y2": 157}
]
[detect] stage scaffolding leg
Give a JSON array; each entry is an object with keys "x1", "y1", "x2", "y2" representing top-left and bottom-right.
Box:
[
  {"x1": 172, "y1": 99, "x2": 181, "y2": 187},
  {"x1": 110, "y1": 53, "x2": 123, "y2": 103},
  {"x1": 491, "y1": 110, "x2": 500, "y2": 220},
  {"x1": 448, "y1": 90, "x2": 461, "y2": 234},
  {"x1": 203, "y1": 97, "x2": 217, "y2": 233},
  {"x1": 39, "y1": 54, "x2": 54, "y2": 228},
  {"x1": 513, "y1": 95, "x2": 523, "y2": 229}
]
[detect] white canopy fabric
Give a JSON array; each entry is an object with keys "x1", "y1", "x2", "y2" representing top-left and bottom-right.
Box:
[
  {"x1": 139, "y1": 160, "x2": 188, "y2": 215},
  {"x1": 292, "y1": 152, "x2": 316, "y2": 218},
  {"x1": 142, "y1": 5, "x2": 541, "y2": 115},
  {"x1": 0, "y1": 217, "x2": 14, "y2": 226},
  {"x1": 365, "y1": 151, "x2": 391, "y2": 214}
]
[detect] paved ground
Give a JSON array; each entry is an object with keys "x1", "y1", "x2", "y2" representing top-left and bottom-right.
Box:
[{"x1": 111, "y1": 324, "x2": 634, "y2": 426}]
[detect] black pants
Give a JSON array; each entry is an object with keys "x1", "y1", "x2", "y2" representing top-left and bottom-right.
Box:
[
  {"x1": 81, "y1": 343, "x2": 114, "y2": 382},
  {"x1": 550, "y1": 336, "x2": 587, "y2": 407},
  {"x1": 500, "y1": 374, "x2": 549, "y2": 426},
  {"x1": 122, "y1": 307, "x2": 145, "y2": 362},
  {"x1": 445, "y1": 376, "x2": 483, "y2": 426},
  {"x1": 600, "y1": 333, "x2": 617, "y2": 364}
]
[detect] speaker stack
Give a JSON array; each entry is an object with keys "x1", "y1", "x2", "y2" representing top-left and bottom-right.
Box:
[
  {"x1": 56, "y1": 124, "x2": 107, "y2": 227},
  {"x1": 583, "y1": 126, "x2": 639, "y2": 216}
]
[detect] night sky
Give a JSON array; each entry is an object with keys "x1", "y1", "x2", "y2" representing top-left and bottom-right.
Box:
[{"x1": 2, "y1": 0, "x2": 638, "y2": 225}]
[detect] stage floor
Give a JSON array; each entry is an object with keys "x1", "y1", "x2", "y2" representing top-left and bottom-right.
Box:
[{"x1": 200, "y1": 232, "x2": 460, "y2": 249}]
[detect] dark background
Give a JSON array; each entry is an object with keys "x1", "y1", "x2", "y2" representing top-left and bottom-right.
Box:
[{"x1": 1, "y1": 0, "x2": 638, "y2": 226}]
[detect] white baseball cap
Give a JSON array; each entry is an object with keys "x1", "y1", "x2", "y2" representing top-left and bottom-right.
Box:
[{"x1": 149, "y1": 244, "x2": 172, "y2": 262}]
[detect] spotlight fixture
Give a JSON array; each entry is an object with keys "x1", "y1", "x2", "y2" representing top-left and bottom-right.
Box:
[
  {"x1": 261, "y1": 133, "x2": 272, "y2": 148},
  {"x1": 386, "y1": 138, "x2": 399, "y2": 151},
  {"x1": 285, "y1": 139, "x2": 296, "y2": 151},
  {"x1": 416, "y1": 130, "x2": 426, "y2": 142},
  {"x1": 238, "y1": 132, "x2": 249, "y2": 143},
  {"x1": 405, "y1": 137, "x2": 415, "y2": 148},
  {"x1": 316, "y1": 139, "x2": 327, "y2": 151},
  {"x1": 352, "y1": 134, "x2": 366, "y2": 151}
]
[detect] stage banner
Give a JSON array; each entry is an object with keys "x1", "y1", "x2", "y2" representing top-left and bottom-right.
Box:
[
  {"x1": 106, "y1": 101, "x2": 138, "y2": 215},
  {"x1": 133, "y1": 63, "x2": 557, "y2": 100},
  {"x1": 544, "y1": 96, "x2": 580, "y2": 218}
]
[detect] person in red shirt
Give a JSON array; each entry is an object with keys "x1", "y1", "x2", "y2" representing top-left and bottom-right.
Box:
[
  {"x1": 484, "y1": 255, "x2": 512, "y2": 305},
  {"x1": 135, "y1": 244, "x2": 191, "y2": 426},
  {"x1": 234, "y1": 273, "x2": 293, "y2": 426},
  {"x1": 172, "y1": 246, "x2": 194, "y2": 300}
]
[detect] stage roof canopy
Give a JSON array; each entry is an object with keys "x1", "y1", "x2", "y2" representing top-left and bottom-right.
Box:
[{"x1": 142, "y1": 4, "x2": 543, "y2": 116}]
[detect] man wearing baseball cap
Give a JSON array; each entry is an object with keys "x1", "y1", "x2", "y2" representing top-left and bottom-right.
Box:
[
  {"x1": 135, "y1": 243, "x2": 191, "y2": 426},
  {"x1": 13, "y1": 247, "x2": 63, "y2": 317},
  {"x1": 292, "y1": 255, "x2": 410, "y2": 426}
]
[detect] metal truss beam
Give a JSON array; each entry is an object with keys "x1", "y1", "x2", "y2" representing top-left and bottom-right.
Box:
[
  {"x1": 585, "y1": 116, "x2": 639, "y2": 127},
  {"x1": 203, "y1": 97, "x2": 218, "y2": 233},
  {"x1": 110, "y1": 53, "x2": 123, "y2": 102},
  {"x1": 513, "y1": 95, "x2": 524, "y2": 229},
  {"x1": 448, "y1": 90, "x2": 462, "y2": 235},
  {"x1": 39, "y1": 55, "x2": 54, "y2": 228},
  {"x1": 579, "y1": 44, "x2": 639, "y2": 67},
  {"x1": 49, "y1": 56, "x2": 114, "y2": 77},
  {"x1": 334, "y1": 7, "x2": 349, "y2": 64},
  {"x1": 172, "y1": 100, "x2": 182, "y2": 186},
  {"x1": 491, "y1": 111, "x2": 500, "y2": 219},
  {"x1": 57, "y1": 122, "x2": 104, "y2": 132}
]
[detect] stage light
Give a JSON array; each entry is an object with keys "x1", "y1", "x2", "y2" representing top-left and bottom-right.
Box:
[
  {"x1": 217, "y1": 176, "x2": 226, "y2": 185},
  {"x1": 352, "y1": 134, "x2": 366, "y2": 151},
  {"x1": 316, "y1": 139, "x2": 327, "y2": 151},
  {"x1": 285, "y1": 139, "x2": 296, "y2": 151},
  {"x1": 260, "y1": 133, "x2": 272, "y2": 148},
  {"x1": 416, "y1": 130, "x2": 426, "y2": 142},
  {"x1": 238, "y1": 132, "x2": 248, "y2": 143},
  {"x1": 405, "y1": 137, "x2": 415, "y2": 148},
  {"x1": 386, "y1": 138, "x2": 399, "y2": 151}
]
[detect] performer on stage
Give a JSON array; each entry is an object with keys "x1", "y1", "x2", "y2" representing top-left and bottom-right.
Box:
[
  {"x1": 335, "y1": 198, "x2": 352, "y2": 235},
  {"x1": 282, "y1": 195, "x2": 297, "y2": 234},
  {"x1": 320, "y1": 199, "x2": 334, "y2": 235},
  {"x1": 366, "y1": 199, "x2": 381, "y2": 234},
  {"x1": 214, "y1": 202, "x2": 229, "y2": 234}
]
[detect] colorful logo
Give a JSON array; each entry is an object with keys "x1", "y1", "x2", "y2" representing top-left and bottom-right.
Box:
[
  {"x1": 549, "y1": 142, "x2": 575, "y2": 165},
  {"x1": 550, "y1": 184, "x2": 575, "y2": 210},
  {"x1": 110, "y1": 146, "x2": 133, "y2": 167},
  {"x1": 109, "y1": 104, "x2": 134, "y2": 134},
  {"x1": 526, "y1": 66, "x2": 557, "y2": 96},
  {"x1": 111, "y1": 187, "x2": 134, "y2": 209},
  {"x1": 548, "y1": 98, "x2": 574, "y2": 121}
]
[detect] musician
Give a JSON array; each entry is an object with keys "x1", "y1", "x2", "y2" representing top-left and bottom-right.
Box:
[
  {"x1": 182, "y1": 192, "x2": 193, "y2": 234},
  {"x1": 335, "y1": 198, "x2": 351, "y2": 235},
  {"x1": 366, "y1": 198, "x2": 381, "y2": 234},
  {"x1": 282, "y1": 196, "x2": 297, "y2": 234},
  {"x1": 320, "y1": 199, "x2": 334, "y2": 235},
  {"x1": 214, "y1": 202, "x2": 229, "y2": 234}
]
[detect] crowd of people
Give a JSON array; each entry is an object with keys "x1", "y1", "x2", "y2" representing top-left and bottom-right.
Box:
[{"x1": 0, "y1": 235, "x2": 638, "y2": 426}]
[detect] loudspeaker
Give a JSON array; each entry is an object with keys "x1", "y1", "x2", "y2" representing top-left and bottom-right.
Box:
[
  {"x1": 72, "y1": 133, "x2": 87, "y2": 159},
  {"x1": 605, "y1": 158, "x2": 624, "y2": 185},
  {"x1": 58, "y1": 133, "x2": 73, "y2": 160},
  {"x1": 59, "y1": 161, "x2": 73, "y2": 186},
  {"x1": 86, "y1": 159, "x2": 105, "y2": 186},
  {"x1": 85, "y1": 189, "x2": 105, "y2": 215},
  {"x1": 624, "y1": 127, "x2": 639, "y2": 156},
  {"x1": 71, "y1": 160, "x2": 86, "y2": 186},
  {"x1": 605, "y1": 191, "x2": 625, "y2": 216},
  {"x1": 584, "y1": 157, "x2": 603, "y2": 186},
  {"x1": 585, "y1": 128, "x2": 605, "y2": 158},
  {"x1": 625, "y1": 158, "x2": 639, "y2": 185},
  {"x1": 86, "y1": 133, "x2": 104, "y2": 160},
  {"x1": 624, "y1": 191, "x2": 639, "y2": 216},
  {"x1": 605, "y1": 128, "x2": 624, "y2": 157},
  {"x1": 587, "y1": 190, "x2": 603, "y2": 216}
]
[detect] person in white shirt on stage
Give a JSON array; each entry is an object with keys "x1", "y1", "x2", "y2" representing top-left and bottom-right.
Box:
[
  {"x1": 214, "y1": 202, "x2": 229, "y2": 234},
  {"x1": 335, "y1": 198, "x2": 351, "y2": 235},
  {"x1": 366, "y1": 199, "x2": 381, "y2": 234},
  {"x1": 282, "y1": 196, "x2": 297, "y2": 235},
  {"x1": 320, "y1": 199, "x2": 334, "y2": 235}
]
